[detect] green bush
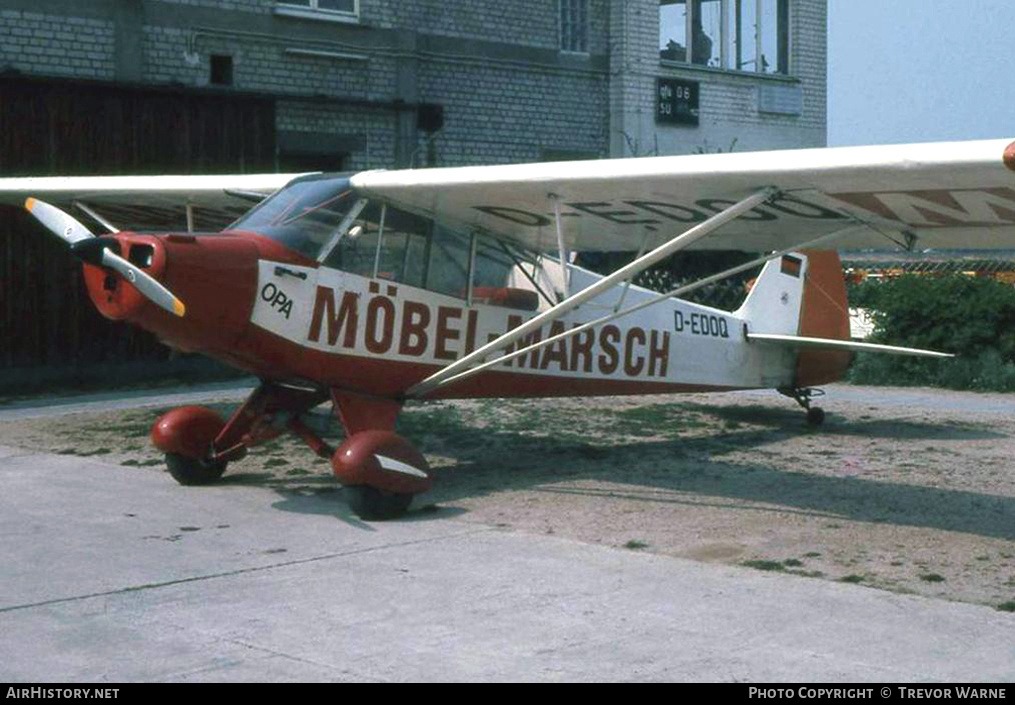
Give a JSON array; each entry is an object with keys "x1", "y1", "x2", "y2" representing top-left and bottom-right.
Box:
[{"x1": 847, "y1": 274, "x2": 1015, "y2": 391}]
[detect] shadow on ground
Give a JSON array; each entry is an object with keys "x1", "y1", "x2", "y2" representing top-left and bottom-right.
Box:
[{"x1": 200, "y1": 397, "x2": 1015, "y2": 539}]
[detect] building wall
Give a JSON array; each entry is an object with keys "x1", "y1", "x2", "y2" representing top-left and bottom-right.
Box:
[
  {"x1": 0, "y1": 0, "x2": 826, "y2": 169},
  {"x1": 610, "y1": 0, "x2": 827, "y2": 157}
]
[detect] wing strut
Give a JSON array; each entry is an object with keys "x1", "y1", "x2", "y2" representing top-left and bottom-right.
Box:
[
  {"x1": 406, "y1": 187, "x2": 778, "y2": 398},
  {"x1": 73, "y1": 201, "x2": 120, "y2": 234},
  {"x1": 551, "y1": 193, "x2": 571, "y2": 299},
  {"x1": 410, "y1": 224, "x2": 866, "y2": 397}
]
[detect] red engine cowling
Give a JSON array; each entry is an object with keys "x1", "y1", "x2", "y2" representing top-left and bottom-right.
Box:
[
  {"x1": 151, "y1": 406, "x2": 226, "y2": 460},
  {"x1": 331, "y1": 430, "x2": 432, "y2": 494}
]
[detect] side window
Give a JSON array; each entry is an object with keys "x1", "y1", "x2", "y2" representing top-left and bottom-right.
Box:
[
  {"x1": 473, "y1": 238, "x2": 514, "y2": 289},
  {"x1": 426, "y1": 225, "x2": 472, "y2": 298},
  {"x1": 378, "y1": 207, "x2": 431, "y2": 288},
  {"x1": 323, "y1": 203, "x2": 432, "y2": 287},
  {"x1": 324, "y1": 201, "x2": 382, "y2": 277},
  {"x1": 321, "y1": 200, "x2": 538, "y2": 308}
]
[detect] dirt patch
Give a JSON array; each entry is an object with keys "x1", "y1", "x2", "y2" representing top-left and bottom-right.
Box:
[{"x1": 2, "y1": 387, "x2": 1014, "y2": 609}]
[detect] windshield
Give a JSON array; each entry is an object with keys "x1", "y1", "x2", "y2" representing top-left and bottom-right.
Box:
[{"x1": 229, "y1": 175, "x2": 357, "y2": 259}]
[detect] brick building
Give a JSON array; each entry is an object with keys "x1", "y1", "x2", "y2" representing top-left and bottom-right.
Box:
[
  {"x1": 0, "y1": 0, "x2": 827, "y2": 382},
  {"x1": 0, "y1": 0, "x2": 826, "y2": 171}
]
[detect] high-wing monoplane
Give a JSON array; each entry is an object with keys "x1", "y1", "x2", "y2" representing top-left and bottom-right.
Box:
[{"x1": 5, "y1": 138, "x2": 1014, "y2": 518}]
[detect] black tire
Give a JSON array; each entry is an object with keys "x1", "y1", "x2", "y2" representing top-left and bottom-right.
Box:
[
  {"x1": 344, "y1": 486, "x2": 413, "y2": 520},
  {"x1": 165, "y1": 452, "x2": 228, "y2": 486},
  {"x1": 806, "y1": 406, "x2": 826, "y2": 427}
]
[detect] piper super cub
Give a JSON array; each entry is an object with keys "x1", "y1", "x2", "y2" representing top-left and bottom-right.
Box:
[{"x1": 6, "y1": 138, "x2": 1015, "y2": 519}]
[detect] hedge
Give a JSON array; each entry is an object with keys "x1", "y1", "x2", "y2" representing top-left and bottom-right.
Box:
[{"x1": 847, "y1": 274, "x2": 1015, "y2": 391}]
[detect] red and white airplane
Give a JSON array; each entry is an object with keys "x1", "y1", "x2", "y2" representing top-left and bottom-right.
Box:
[{"x1": 4, "y1": 138, "x2": 1014, "y2": 519}]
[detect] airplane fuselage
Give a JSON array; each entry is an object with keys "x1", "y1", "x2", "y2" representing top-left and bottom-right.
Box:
[{"x1": 84, "y1": 228, "x2": 803, "y2": 400}]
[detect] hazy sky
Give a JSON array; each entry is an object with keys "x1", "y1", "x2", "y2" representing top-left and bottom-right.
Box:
[{"x1": 827, "y1": 0, "x2": 1015, "y2": 146}]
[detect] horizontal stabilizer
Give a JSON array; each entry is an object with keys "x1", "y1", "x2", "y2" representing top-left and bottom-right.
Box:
[{"x1": 746, "y1": 333, "x2": 953, "y2": 359}]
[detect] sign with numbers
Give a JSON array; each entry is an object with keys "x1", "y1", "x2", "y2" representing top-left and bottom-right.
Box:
[{"x1": 657, "y1": 78, "x2": 699, "y2": 126}]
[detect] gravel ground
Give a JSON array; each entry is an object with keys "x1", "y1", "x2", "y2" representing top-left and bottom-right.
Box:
[{"x1": 2, "y1": 383, "x2": 1014, "y2": 611}]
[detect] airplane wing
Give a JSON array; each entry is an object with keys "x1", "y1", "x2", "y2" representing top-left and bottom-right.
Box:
[
  {"x1": 0, "y1": 173, "x2": 304, "y2": 232},
  {"x1": 349, "y1": 138, "x2": 1015, "y2": 253}
]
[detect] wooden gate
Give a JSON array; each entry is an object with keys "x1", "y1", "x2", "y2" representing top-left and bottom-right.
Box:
[{"x1": 0, "y1": 77, "x2": 276, "y2": 381}]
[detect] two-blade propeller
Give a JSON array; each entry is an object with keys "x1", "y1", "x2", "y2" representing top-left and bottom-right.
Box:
[{"x1": 25, "y1": 198, "x2": 185, "y2": 317}]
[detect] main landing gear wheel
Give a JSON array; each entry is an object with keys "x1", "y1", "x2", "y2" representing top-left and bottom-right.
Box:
[
  {"x1": 344, "y1": 485, "x2": 413, "y2": 521},
  {"x1": 165, "y1": 452, "x2": 228, "y2": 486}
]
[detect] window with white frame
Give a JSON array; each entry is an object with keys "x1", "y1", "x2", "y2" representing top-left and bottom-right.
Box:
[
  {"x1": 560, "y1": 0, "x2": 589, "y2": 53},
  {"x1": 659, "y1": 0, "x2": 789, "y2": 74},
  {"x1": 276, "y1": 0, "x2": 358, "y2": 21}
]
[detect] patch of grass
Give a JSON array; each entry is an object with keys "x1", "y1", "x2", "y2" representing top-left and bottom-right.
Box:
[
  {"x1": 787, "y1": 569, "x2": 824, "y2": 578},
  {"x1": 742, "y1": 560, "x2": 786, "y2": 572},
  {"x1": 86, "y1": 421, "x2": 152, "y2": 438},
  {"x1": 78, "y1": 448, "x2": 111, "y2": 456},
  {"x1": 398, "y1": 405, "x2": 468, "y2": 438},
  {"x1": 839, "y1": 574, "x2": 866, "y2": 584},
  {"x1": 285, "y1": 468, "x2": 311, "y2": 476},
  {"x1": 803, "y1": 552, "x2": 822, "y2": 558},
  {"x1": 783, "y1": 559, "x2": 803, "y2": 567},
  {"x1": 610, "y1": 403, "x2": 705, "y2": 437},
  {"x1": 623, "y1": 540, "x2": 649, "y2": 550},
  {"x1": 264, "y1": 457, "x2": 290, "y2": 468},
  {"x1": 996, "y1": 601, "x2": 1015, "y2": 612},
  {"x1": 919, "y1": 573, "x2": 946, "y2": 583}
]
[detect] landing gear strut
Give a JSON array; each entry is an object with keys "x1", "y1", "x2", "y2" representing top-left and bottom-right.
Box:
[
  {"x1": 779, "y1": 386, "x2": 826, "y2": 426},
  {"x1": 151, "y1": 382, "x2": 431, "y2": 520}
]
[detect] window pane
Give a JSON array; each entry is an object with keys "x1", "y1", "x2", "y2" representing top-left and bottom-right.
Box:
[
  {"x1": 733, "y1": 0, "x2": 787, "y2": 74},
  {"x1": 231, "y1": 177, "x2": 356, "y2": 260},
  {"x1": 473, "y1": 238, "x2": 516, "y2": 289},
  {"x1": 322, "y1": 203, "x2": 432, "y2": 287},
  {"x1": 561, "y1": 0, "x2": 572, "y2": 49},
  {"x1": 324, "y1": 202, "x2": 381, "y2": 276},
  {"x1": 736, "y1": 0, "x2": 758, "y2": 71},
  {"x1": 692, "y1": 0, "x2": 721, "y2": 67},
  {"x1": 317, "y1": 0, "x2": 355, "y2": 11},
  {"x1": 426, "y1": 226, "x2": 472, "y2": 298},
  {"x1": 758, "y1": 0, "x2": 778, "y2": 73},
  {"x1": 659, "y1": 1, "x2": 688, "y2": 62},
  {"x1": 560, "y1": 0, "x2": 588, "y2": 52}
]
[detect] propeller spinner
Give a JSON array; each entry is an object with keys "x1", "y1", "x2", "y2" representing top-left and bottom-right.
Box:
[{"x1": 24, "y1": 198, "x2": 186, "y2": 317}]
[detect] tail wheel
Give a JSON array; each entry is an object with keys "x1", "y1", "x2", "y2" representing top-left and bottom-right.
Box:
[
  {"x1": 806, "y1": 406, "x2": 826, "y2": 426},
  {"x1": 779, "y1": 386, "x2": 827, "y2": 426},
  {"x1": 344, "y1": 486, "x2": 413, "y2": 520},
  {"x1": 165, "y1": 452, "x2": 228, "y2": 486}
]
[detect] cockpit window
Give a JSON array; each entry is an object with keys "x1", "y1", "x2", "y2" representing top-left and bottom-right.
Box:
[{"x1": 228, "y1": 175, "x2": 357, "y2": 260}]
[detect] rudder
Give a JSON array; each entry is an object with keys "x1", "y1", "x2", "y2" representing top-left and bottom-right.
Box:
[{"x1": 793, "y1": 250, "x2": 851, "y2": 387}]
